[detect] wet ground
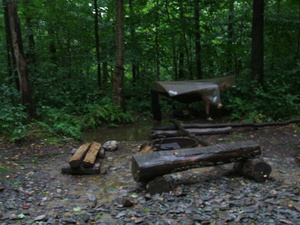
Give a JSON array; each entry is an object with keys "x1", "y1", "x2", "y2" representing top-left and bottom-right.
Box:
[{"x1": 0, "y1": 120, "x2": 299, "y2": 224}]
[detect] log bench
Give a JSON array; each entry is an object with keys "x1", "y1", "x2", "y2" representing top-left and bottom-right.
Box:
[{"x1": 131, "y1": 141, "x2": 272, "y2": 193}]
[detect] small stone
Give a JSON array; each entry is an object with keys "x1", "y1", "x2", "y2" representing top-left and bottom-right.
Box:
[
  {"x1": 145, "y1": 193, "x2": 152, "y2": 200},
  {"x1": 115, "y1": 211, "x2": 126, "y2": 219},
  {"x1": 122, "y1": 198, "x2": 135, "y2": 207},
  {"x1": 103, "y1": 141, "x2": 119, "y2": 151},
  {"x1": 34, "y1": 214, "x2": 47, "y2": 221},
  {"x1": 135, "y1": 217, "x2": 144, "y2": 224}
]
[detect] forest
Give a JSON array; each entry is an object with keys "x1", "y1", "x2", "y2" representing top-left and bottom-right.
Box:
[{"x1": 1, "y1": 0, "x2": 299, "y2": 142}]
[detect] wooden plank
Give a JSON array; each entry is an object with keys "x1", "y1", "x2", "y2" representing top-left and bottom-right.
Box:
[
  {"x1": 131, "y1": 141, "x2": 261, "y2": 183},
  {"x1": 82, "y1": 142, "x2": 102, "y2": 168},
  {"x1": 68, "y1": 143, "x2": 91, "y2": 168},
  {"x1": 61, "y1": 161, "x2": 101, "y2": 175}
]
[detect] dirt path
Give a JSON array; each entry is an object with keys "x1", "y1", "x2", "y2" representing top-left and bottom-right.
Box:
[{"x1": 0, "y1": 123, "x2": 299, "y2": 223}]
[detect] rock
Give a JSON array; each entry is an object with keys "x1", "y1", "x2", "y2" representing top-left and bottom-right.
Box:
[
  {"x1": 103, "y1": 141, "x2": 119, "y2": 151},
  {"x1": 122, "y1": 198, "x2": 134, "y2": 207},
  {"x1": 34, "y1": 214, "x2": 47, "y2": 221}
]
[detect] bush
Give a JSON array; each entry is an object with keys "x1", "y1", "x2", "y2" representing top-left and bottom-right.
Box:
[
  {"x1": 0, "y1": 103, "x2": 29, "y2": 141},
  {"x1": 225, "y1": 79, "x2": 300, "y2": 122},
  {"x1": 36, "y1": 106, "x2": 82, "y2": 139},
  {"x1": 82, "y1": 103, "x2": 136, "y2": 130}
]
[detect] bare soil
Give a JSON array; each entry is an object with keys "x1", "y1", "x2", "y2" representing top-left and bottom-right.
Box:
[{"x1": 0, "y1": 122, "x2": 299, "y2": 223}]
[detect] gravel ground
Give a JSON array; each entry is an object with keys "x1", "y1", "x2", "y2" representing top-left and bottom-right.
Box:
[{"x1": 0, "y1": 124, "x2": 299, "y2": 224}]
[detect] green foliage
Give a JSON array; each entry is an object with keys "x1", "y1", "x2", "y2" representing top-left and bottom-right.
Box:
[
  {"x1": 82, "y1": 103, "x2": 136, "y2": 130},
  {"x1": 1, "y1": 0, "x2": 300, "y2": 142},
  {"x1": 0, "y1": 84, "x2": 29, "y2": 141},
  {"x1": 225, "y1": 78, "x2": 300, "y2": 122},
  {"x1": 0, "y1": 103, "x2": 28, "y2": 142},
  {"x1": 36, "y1": 106, "x2": 82, "y2": 139}
]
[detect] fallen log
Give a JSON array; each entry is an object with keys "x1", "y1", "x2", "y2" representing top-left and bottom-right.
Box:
[
  {"x1": 154, "y1": 119, "x2": 300, "y2": 130},
  {"x1": 131, "y1": 140, "x2": 261, "y2": 183},
  {"x1": 170, "y1": 119, "x2": 211, "y2": 146},
  {"x1": 68, "y1": 143, "x2": 91, "y2": 168},
  {"x1": 150, "y1": 127, "x2": 232, "y2": 139},
  {"x1": 233, "y1": 158, "x2": 272, "y2": 183},
  {"x1": 83, "y1": 142, "x2": 102, "y2": 168}
]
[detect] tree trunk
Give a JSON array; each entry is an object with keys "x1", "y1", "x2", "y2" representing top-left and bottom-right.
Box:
[
  {"x1": 132, "y1": 141, "x2": 261, "y2": 183},
  {"x1": 251, "y1": 0, "x2": 264, "y2": 86},
  {"x1": 113, "y1": 0, "x2": 125, "y2": 109},
  {"x1": 227, "y1": 0, "x2": 234, "y2": 73},
  {"x1": 23, "y1": 0, "x2": 36, "y2": 67},
  {"x1": 2, "y1": 0, "x2": 15, "y2": 84},
  {"x1": 194, "y1": 0, "x2": 202, "y2": 79},
  {"x1": 94, "y1": 0, "x2": 101, "y2": 89},
  {"x1": 155, "y1": 0, "x2": 160, "y2": 80},
  {"x1": 129, "y1": 0, "x2": 138, "y2": 82},
  {"x1": 6, "y1": 1, "x2": 34, "y2": 118}
]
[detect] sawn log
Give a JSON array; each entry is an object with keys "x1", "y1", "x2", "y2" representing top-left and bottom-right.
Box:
[
  {"x1": 68, "y1": 143, "x2": 91, "y2": 168},
  {"x1": 82, "y1": 142, "x2": 102, "y2": 168},
  {"x1": 131, "y1": 141, "x2": 261, "y2": 183},
  {"x1": 233, "y1": 158, "x2": 272, "y2": 183}
]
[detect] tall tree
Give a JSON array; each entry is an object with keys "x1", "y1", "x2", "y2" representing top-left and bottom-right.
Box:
[
  {"x1": 94, "y1": 0, "x2": 101, "y2": 89},
  {"x1": 155, "y1": 0, "x2": 160, "y2": 80},
  {"x1": 23, "y1": 0, "x2": 36, "y2": 67},
  {"x1": 3, "y1": 0, "x2": 14, "y2": 82},
  {"x1": 5, "y1": 1, "x2": 34, "y2": 118},
  {"x1": 227, "y1": 0, "x2": 234, "y2": 74},
  {"x1": 251, "y1": 0, "x2": 264, "y2": 86},
  {"x1": 194, "y1": 0, "x2": 202, "y2": 79},
  {"x1": 113, "y1": 0, "x2": 125, "y2": 109}
]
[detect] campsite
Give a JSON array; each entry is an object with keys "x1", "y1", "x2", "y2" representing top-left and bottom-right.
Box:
[
  {"x1": 1, "y1": 1, "x2": 300, "y2": 224},
  {"x1": 0, "y1": 118, "x2": 299, "y2": 224}
]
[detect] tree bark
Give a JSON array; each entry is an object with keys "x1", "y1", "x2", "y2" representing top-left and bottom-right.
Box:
[
  {"x1": 113, "y1": 0, "x2": 125, "y2": 109},
  {"x1": 23, "y1": 0, "x2": 36, "y2": 67},
  {"x1": 155, "y1": 0, "x2": 160, "y2": 80},
  {"x1": 251, "y1": 0, "x2": 264, "y2": 86},
  {"x1": 194, "y1": 0, "x2": 202, "y2": 79},
  {"x1": 131, "y1": 141, "x2": 261, "y2": 182},
  {"x1": 94, "y1": 0, "x2": 101, "y2": 89},
  {"x1": 6, "y1": 1, "x2": 34, "y2": 118},
  {"x1": 3, "y1": 0, "x2": 15, "y2": 84},
  {"x1": 227, "y1": 0, "x2": 234, "y2": 73}
]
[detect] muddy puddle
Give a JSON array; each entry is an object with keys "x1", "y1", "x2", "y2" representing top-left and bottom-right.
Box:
[{"x1": 83, "y1": 120, "x2": 170, "y2": 143}]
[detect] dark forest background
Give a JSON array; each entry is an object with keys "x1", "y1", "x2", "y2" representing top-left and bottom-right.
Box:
[{"x1": 1, "y1": 0, "x2": 299, "y2": 141}]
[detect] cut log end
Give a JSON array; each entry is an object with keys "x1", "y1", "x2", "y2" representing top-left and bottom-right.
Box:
[{"x1": 233, "y1": 158, "x2": 272, "y2": 183}]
